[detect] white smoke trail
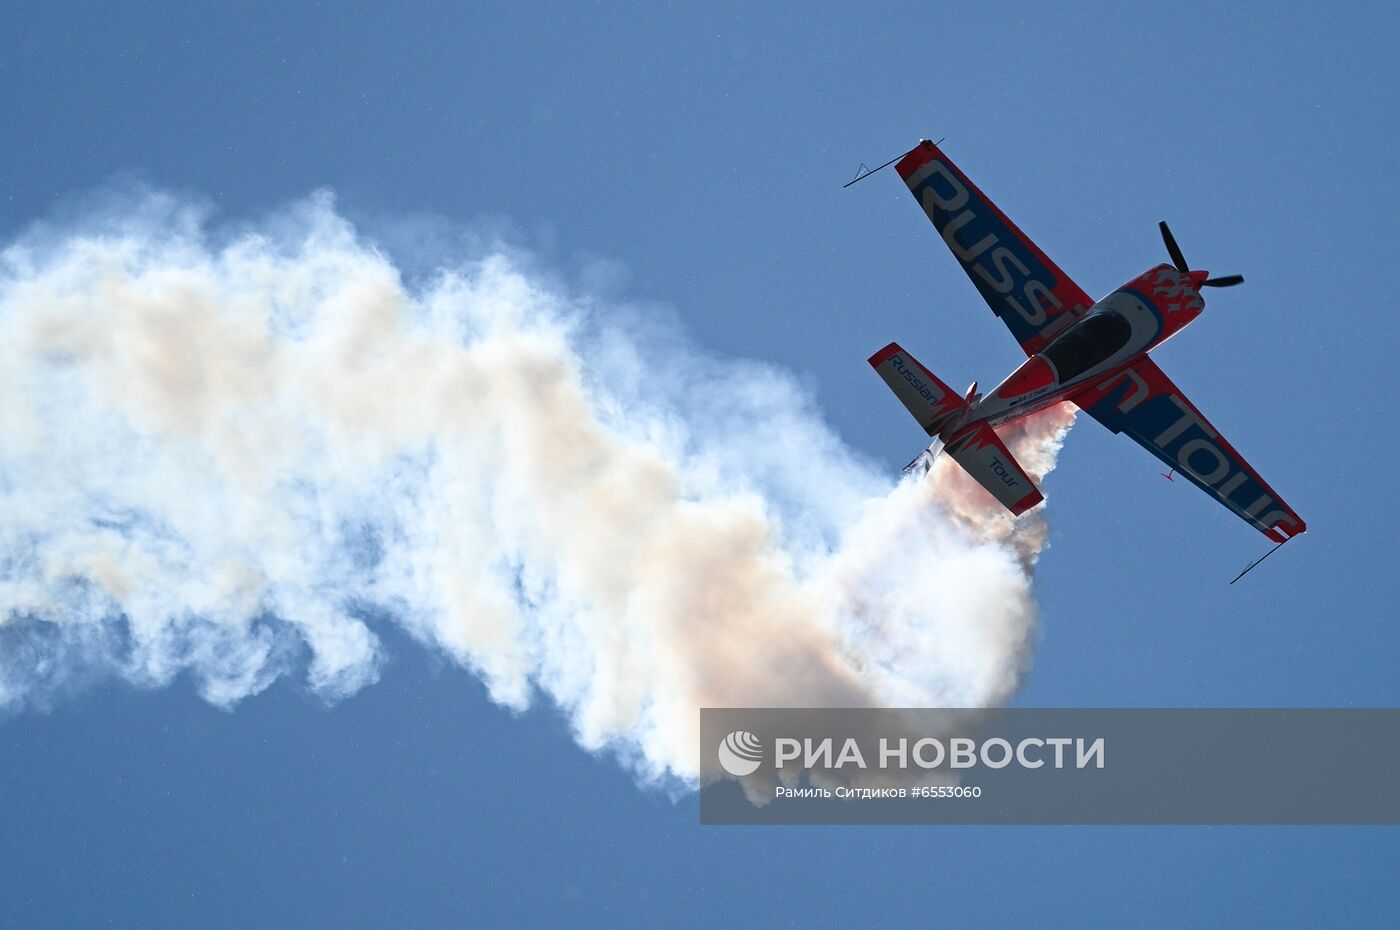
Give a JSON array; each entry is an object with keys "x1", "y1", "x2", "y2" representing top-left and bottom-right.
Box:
[{"x1": 0, "y1": 191, "x2": 1074, "y2": 784}]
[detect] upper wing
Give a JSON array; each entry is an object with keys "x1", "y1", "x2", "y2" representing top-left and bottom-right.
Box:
[
  {"x1": 1071, "y1": 357, "x2": 1306, "y2": 542},
  {"x1": 895, "y1": 140, "x2": 1094, "y2": 356}
]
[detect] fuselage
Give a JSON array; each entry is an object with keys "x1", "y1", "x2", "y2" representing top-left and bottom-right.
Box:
[{"x1": 961, "y1": 263, "x2": 1211, "y2": 432}]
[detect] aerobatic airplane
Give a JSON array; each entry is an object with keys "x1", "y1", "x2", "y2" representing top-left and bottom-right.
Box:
[{"x1": 867, "y1": 139, "x2": 1305, "y2": 545}]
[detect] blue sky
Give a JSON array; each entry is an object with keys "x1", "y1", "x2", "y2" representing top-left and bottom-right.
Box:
[{"x1": 2, "y1": 1, "x2": 1398, "y2": 926}]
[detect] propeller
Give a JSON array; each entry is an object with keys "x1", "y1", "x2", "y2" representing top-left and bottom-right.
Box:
[{"x1": 1158, "y1": 221, "x2": 1244, "y2": 288}]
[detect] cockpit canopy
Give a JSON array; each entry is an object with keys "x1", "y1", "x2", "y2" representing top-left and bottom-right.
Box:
[{"x1": 1041, "y1": 311, "x2": 1133, "y2": 382}]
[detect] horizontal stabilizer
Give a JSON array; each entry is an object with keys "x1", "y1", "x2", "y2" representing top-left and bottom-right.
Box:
[
  {"x1": 943, "y1": 422, "x2": 1044, "y2": 515},
  {"x1": 868, "y1": 342, "x2": 967, "y2": 437}
]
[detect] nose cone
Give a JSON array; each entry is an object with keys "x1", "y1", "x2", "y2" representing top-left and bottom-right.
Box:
[{"x1": 1189, "y1": 270, "x2": 1210, "y2": 289}]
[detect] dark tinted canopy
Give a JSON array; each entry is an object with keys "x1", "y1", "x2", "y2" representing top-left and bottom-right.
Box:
[{"x1": 1042, "y1": 311, "x2": 1133, "y2": 382}]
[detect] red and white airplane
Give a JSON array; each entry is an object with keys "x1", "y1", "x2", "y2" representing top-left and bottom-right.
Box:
[{"x1": 868, "y1": 139, "x2": 1305, "y2": 544}]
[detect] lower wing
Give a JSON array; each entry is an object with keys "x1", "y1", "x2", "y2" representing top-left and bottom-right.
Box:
[{"x1": 1071, "y1": 357, "x2": 1306, "y2": 542}]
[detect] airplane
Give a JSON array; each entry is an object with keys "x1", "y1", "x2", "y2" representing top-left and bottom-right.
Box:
[{"x1": 865, "y1": 139, "x2": 1305, "y2": 547}]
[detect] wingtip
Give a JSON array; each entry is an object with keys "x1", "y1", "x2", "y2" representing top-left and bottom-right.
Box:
[
  {"x1": 868, "y1": 342, "x2": 903, "y2": 368},
  {"x1": 1265, "y1": 520, "x2": 1307, "y2": 544},
  {"x1": 1009, "y1": 488, "x2": 1045, "y2": 516}
]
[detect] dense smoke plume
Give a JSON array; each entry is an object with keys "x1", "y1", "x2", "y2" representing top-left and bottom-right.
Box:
[{"x1": 0, "y1": 192, "x2": 1074, "y2": 783}]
